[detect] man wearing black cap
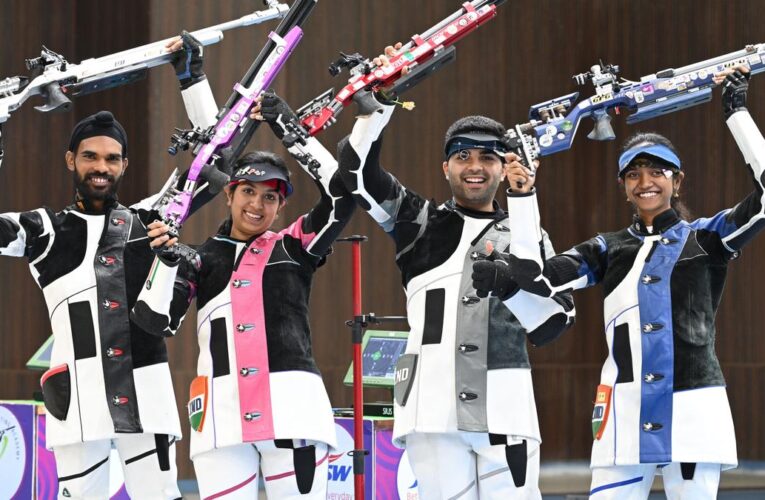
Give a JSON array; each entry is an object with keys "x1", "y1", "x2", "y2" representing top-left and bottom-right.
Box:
[
  {"x1": 337, "y1": 98, "x2": 575, "y2": 498},
  {"x1": 0, "y1": 34, "x2": 215, "y2": 499}
]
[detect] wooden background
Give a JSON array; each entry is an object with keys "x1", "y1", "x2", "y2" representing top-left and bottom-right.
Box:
[{"x1": 2, "y1": 0, "x2": 764, "y2": 478}]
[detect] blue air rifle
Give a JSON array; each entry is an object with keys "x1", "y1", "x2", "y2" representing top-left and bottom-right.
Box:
[
  {"x1": 0, "y1": 0, "x2": 289, "y2": 169},
  {"x1": 506, "y1": 43, "x2": 765, "y2": 169}
]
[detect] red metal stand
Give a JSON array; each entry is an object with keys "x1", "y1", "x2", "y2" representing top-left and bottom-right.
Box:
[{"x1": 339, "y1": 235, "x2": 368, "y2": 499}]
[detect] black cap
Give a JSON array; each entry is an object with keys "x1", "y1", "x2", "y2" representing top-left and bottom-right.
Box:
[
  {"x1": 230, "y1": 162, "x2": 293, "y2": 197},
  {"x1": 68, "y1": 111, "x2": 128, "y2": 157}
]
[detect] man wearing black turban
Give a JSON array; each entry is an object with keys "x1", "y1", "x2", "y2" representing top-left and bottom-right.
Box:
[{"x1": 0, "y1": 32, "x2": 214, "y2": 498}]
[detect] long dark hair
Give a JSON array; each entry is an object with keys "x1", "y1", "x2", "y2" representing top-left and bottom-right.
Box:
[
  {"x1": 216, "y1": 151, "x2": 291, "y2": 236},
  {"x1": 620, "y1": 132, "x2": 691, "y2": 221}
]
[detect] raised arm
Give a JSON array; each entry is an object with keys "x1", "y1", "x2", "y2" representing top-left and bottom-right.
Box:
[
  {"x1": 337, "y1": 92, "x2": 405, "y2": 234},
  {"x1": 257, "y1": 92, "x2": 354, "y2": 257},
  {"x1": 131, "y1": 32, "x2": 219, "y2": 215},
  {"x1": 692, "y1": 67, "x2": 765, "y2": 252}
]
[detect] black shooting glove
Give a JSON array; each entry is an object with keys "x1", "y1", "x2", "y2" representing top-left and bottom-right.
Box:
[
  {"x1": 260, "y1": 90, "x2": 299, "y2": 142},
  {"x1": 153, "y1": 241, "x2": 201, "y2": 268},
  {"x1": 471, "y1": 250, "x2": 519, "y2": 300},
  {"x1": 722, "y1": 69, "x2": 750, "y2": 120},
  {"x1": 504, "y1": 253, "x2": 557, "y2": 298},
  {"x1": 171, "y1": 31, "x2": 205, "y2": 90}
]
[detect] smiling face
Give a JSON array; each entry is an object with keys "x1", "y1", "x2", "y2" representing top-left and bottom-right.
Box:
[
  {"x1": 621, "y1": 158, "x2": 684, "y2": 225},
  {"x1": 442, "y1": 148, "x2": 504, "y2": 212},
  {"x1": 226, "y1": 181, "x2": 285, "y2": 240},
  {"x1": 65, "y1": 136, "x2": 127, "y2": 207}
]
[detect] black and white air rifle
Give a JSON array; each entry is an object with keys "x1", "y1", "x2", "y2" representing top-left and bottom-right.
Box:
[
  {"x1": 0, "y1": 1, "x2": 289, "y2": 170},
  {"x1": 505, "y1": 43, "x2": 765, "y2": 170}
]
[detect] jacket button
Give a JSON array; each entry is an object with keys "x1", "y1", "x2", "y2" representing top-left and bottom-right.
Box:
[
  {"x1": 461, "y1": 295, "x2": 480, "y2": 305},
  {"x1": 112, "y1": 395, "x2": 129, "y2": 406},
  {"x1": 244, "y1": 412, "x2": 261, "y2": 421},
  {"x1": 240, "y1": 367, "x2": 259, "y2": 377},
  {"x1": 458, "y1": 344, "x2": 479, "y2": 353},
  {"x1": 641, "y1": 275, "x2": 661, "y2": 284},
  {"x1": 642, "y1": 322, "x2": 664, "y2": 333},
  {"x1": 232, "y1": 279, "x2": 252, "y2": 288},
  {"x1": 98, "y1": 255, "x2": 116, "y2": 266},
  {"x1": 458, "y1": 392, "x2": 478, "y2": 401},
  {"x1": 102, "y1": 299, "x2": 119, "y2": 310},
  {"x1": 643, "y1": 373, "x2": 665, "y2": 383},
  {"x1": 642, "y1": 422, "x2": 663, "y2": 432},
  {"x1": 106, "y1": 347, "x2": 124, "y2": 358},
  {"x1": 236, "y1": 323, "x2": 254, "y2": 332}
]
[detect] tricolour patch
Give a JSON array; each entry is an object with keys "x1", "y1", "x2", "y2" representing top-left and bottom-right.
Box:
[
  {"x1": 592, "y1": 384, "x2": 612, "y2": 440},
  {"x1": 188, "y1": 376, "x2": 208, "y2": 432}
]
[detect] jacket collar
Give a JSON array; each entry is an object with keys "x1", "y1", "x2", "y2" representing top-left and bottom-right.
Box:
[
  {"x1": 445, "y1": 198, "x2": 505, "y2": 220},
  {"x1": 631, "y1": 208, "x2": 681, "y2": 235}
]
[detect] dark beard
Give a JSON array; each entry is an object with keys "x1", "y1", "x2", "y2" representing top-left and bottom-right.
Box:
[{"x1": 73, "y1": 170, "x2": 121, "y2": 202}]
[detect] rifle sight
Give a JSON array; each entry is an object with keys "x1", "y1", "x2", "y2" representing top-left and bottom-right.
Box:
[{"x1": 328, "y1": 52, "x2": 369, "y2": 77}]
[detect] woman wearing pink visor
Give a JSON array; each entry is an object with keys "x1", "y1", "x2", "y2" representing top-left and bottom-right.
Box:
[{"x1": 130, "y1": 92, "x2": 390, "y2": 499}]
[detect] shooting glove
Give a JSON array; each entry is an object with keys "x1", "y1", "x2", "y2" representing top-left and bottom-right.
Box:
[
  {"x1": 153, "y1": 241, "x2": 201, "y2": 268},
  {"x1": 260, "y1": 90, "x2": 299, "y2": 142},
  {"x1": 171, "y1": 31, "x2": 205, "y2": 90},
  {"x1": 471, "y1": 250, "x2": 519, "y2": 300},
  {"x1": 722, "y1": 69, "x2": 750, "y2": 120}
]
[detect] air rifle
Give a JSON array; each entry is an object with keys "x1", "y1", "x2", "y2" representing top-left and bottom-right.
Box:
[
  {"x1": 505, "y1": 43, "x2": 765, "y2": 169},
  {"x1": 153, "y1": 0, "x2": 318, "y2": 235},
  {"x1": 265, "y1": 0, "x2": 505, "y2": 177},
  {"x1": 297, "y1": 0, "x2": 506, "y2": 137},
  {"x1": 0, "y1": 1, "x2": 289, "y2": 169}
]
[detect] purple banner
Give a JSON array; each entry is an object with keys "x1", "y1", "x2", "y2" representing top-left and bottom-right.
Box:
[
  {"x1": 0, "y1": 403, "x2": 35, "y2": 500},
  {"x1": 374, "y1": 427, "x2": 419, "y2": 500},
  {"x1": 329, "y1": 417, "x2": 373, "y2": 499}
]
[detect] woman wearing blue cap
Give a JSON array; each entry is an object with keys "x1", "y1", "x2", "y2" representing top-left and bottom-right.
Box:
[
  {"x1": 473, "y1": 66, "x2": 764, "y2": 498},
  {"x1": 130, "y1": 92, "x2": 390, "y2": 499}
]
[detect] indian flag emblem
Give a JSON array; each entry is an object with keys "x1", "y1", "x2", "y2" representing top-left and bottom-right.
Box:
[
  {"x1": 591, "y1": 384, "x2": 612, "y2": 440},
  {"x1": 188, "y1": 376, "x2": 208, "y2": 432}
]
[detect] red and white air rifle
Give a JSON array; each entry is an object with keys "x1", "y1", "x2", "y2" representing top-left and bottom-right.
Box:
[{"x1": 297, "y1": 0, "x2": 507, "y2": 136}]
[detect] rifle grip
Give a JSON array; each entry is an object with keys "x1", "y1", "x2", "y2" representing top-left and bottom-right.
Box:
[
  {"x1": 200, "y1": 164, "x2": 230, "y2": 194},
  {"x1": 34, "y1": 83, "x2": 72, "y2": 113},
  {"x1": 587, "y1": 111, "x2": 615, "y2": 141}
]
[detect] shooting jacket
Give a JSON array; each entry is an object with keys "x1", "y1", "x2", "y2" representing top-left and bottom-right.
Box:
[
  {"x1": 529, "y1": 110, "x2": 765, "y2": 468},
  {"x1": 337, "y1": 106, "x2": 575, "y2": 447},
  {"x1": 131, "y1": 133, "x2": 376, "y2": 458},
  {"x1": 0, "y1": 197, "x2": 182, "y2": 447}
]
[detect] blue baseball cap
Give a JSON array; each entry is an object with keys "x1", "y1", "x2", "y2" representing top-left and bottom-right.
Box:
[{"x1": 618, "y1": 143, "x2": 681, "y2": 176}]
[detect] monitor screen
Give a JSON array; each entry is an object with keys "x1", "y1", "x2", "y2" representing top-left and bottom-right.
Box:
[
  {"x1": 344, "y1": 330, "x2": 408, "y2": 388},
  {"x1": 26, "y1": 334, "x2": 54, "y2": 371}
]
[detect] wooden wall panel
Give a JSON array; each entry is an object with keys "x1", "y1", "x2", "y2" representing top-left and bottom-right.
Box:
[{"x1": 2, "y1": 0, "x2": 764, "y2": 480}]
